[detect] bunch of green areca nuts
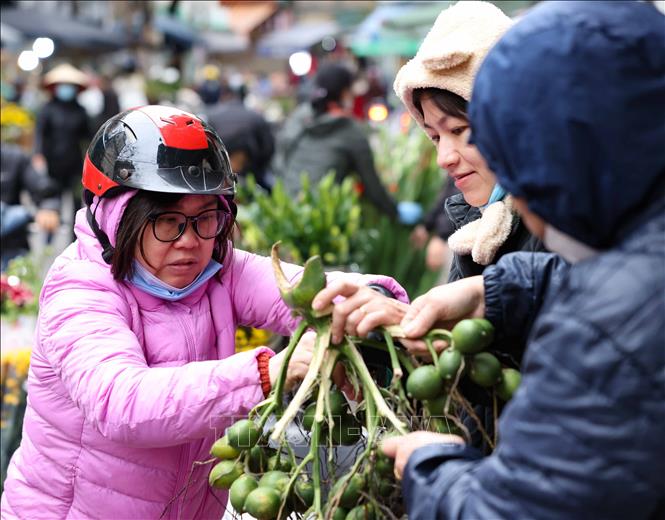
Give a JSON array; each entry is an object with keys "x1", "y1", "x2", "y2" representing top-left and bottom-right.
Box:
[
  {"x1": 403, "y1": 318, "x2": 521, "y2": 436},
  {"x1": 204, "y1": 244, "x2": 521, "y2": 519}
]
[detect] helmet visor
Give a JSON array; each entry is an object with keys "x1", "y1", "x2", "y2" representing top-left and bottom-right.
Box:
[{"x1": 113, "y1": 143, "x2": 237, "y2": 196}]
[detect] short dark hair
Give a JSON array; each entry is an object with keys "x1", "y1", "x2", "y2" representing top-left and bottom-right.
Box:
[
  {"x1": 111, "y1": 191, "x2": 234, "y2": 281},
  {"x1": 412, "y1": 88, "x2": 468, "y2": 121},
  {"x1": 310, "y1": 62, "x2": 354, "y2": 115}
]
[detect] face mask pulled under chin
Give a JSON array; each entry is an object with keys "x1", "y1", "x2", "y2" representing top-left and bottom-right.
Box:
[{"x1": 543, "y1": 224, "x2": 598, "y2": 264}]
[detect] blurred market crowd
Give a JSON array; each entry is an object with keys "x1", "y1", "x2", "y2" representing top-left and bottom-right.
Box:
[{"x1": 0, "y1": 0, "x2": 535, "y2": 274}]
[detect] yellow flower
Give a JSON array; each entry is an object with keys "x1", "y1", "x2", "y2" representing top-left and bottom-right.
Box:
[{"x1": 0, "y1": 102, "x2": 34, "y2": 129}]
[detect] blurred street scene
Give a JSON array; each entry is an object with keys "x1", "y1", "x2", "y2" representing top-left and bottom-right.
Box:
[{"x1": 1, "y1": 0, "x2": 536, "y2": 272}]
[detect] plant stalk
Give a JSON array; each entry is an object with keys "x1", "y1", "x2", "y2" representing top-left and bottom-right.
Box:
[
  {"x1": 340, "y1": 338, "x2": 408, "y2": 435},
  {"x1": 382, "y1": 330, "x2": 403, "y2": 383},
  {"x1": 273, "y1": 319, "x2": 308, "y2": 410},
  {"x1": 271, "y1": 322, "x2": 331, "y2": 441},
  {"x1": 311, "y1": 420, "x2": 324, "y2": 519}
]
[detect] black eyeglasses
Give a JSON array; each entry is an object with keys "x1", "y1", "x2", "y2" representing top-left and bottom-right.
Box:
[{"x1": 147, "y1": 209, "x2": 229, "y2": 242}]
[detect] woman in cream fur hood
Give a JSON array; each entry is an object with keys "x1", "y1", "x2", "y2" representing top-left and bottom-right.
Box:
[{"x1": 395, "y1": 0, "x2": 543, "y2": 283}]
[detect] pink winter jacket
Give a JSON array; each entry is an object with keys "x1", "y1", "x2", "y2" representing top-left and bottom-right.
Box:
[{"x1": 1, "y1": 190, "x2": 407, "y2": 519}]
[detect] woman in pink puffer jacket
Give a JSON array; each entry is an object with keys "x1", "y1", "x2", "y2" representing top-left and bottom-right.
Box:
[{"x1": 0, "y1": 106, "x2": 407, "y2": 519}]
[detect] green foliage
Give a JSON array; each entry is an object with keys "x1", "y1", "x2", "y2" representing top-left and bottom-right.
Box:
[
  {"x1": 358, "y1": 125, "x2": 445, "y2": 297},
  {"x1": 145, "y1": 79, "x2": 181, "y2": 104},
  {"x1": 236, "y1": 124, "x2": 446, "y2": 297},
  {"x1": 236, "y1": 173, "x2": 369, "y2": 268},
  {"x1": 371, "y1": 124, "x2": 444, "y2": 207}
]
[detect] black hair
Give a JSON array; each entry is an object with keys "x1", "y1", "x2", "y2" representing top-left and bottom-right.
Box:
[
  {"x1": 412, "y1": 88, "x2": 468, "y2": 121},
  {"x1": 111, "y1": 191, "x2": 234, "y2": 281},
  {"x1": 310, "y1": 62, "x2": 354, "y2": 115}
]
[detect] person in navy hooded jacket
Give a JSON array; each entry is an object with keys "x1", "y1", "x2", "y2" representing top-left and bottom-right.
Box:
[{"x1": 378, "y1": 2, "x2": 665, "y2": 518}]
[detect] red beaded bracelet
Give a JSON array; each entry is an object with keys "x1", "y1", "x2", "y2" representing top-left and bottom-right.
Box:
[{"x1": 256, "y1": 352, "x2": 272, "y2": 398}]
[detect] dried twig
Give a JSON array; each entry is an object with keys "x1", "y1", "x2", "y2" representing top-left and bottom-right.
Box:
[{"x1": 452, "y1": 388, "x2": 494, "y2": 450}]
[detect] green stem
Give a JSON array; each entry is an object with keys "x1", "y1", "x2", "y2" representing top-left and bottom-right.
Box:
[
  {"x1": 364, "y1": 384, "x2": 379, "y2": 444},
  {"x1": 247, "y1": 397, "x2": 272, "y2": 420},
  {"x1": 382, "y1": 330, "x2": 403, "y2": 383},
  {"x1": 425, "y1": 328, "x2": 453, "y2": 343},
  {"x1": 349, "y1": 336, "x2": 415, "y2": 375},
  {"x1": 278, "y1": 451, "x2": 314, "y2": 520},
  {"x1": 283, "y1": 438, "x2": 298, "y2": 471},
  {"x1": 273, "y1": 319, "x2": 308, "y2": 411},
  {"x1": 257, "y1": 401, "x2": 277, "y2": 431},
  {"x1": 340, "y1": 338, "x2": 408, "y2": 435},
  {"x1": 444, "y1": 357, "x2": 465, "y2": 416},
  {"x1": 311, "y1": 420, "x2": 324, "y2": 519},
  {"x1": 327, "y1": 454, "x2": 369, "y2": 516},
  {"x1": 425, "y1": 338, "x2": 439, "y2": 370},
  {"x1": 396, "y1": 349, "x2": 416, "y2": 375},
  {"x1": 271, "y1": 322, "x2": 331, "y2": 442},
  {"x1": 315, "y1": 350, "x2": 340, "y2": 426}
]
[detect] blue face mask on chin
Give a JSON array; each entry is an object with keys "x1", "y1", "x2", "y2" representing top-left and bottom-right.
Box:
[
  {"x1": 479, "y1": 183, "x2": 508, "y2": 212},
  {"x1": 55, "y1": 83, "x2": 78, "y2": 102},
  {"x1": 128, "y1": 259, "x2": 223, "y2": 301}
]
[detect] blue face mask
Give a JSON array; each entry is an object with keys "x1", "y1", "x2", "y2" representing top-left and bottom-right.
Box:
[
  {"x1": 487, "y1": 184, "x2": 507, "y2": 205},
  {"x1": 479, "y1": 184, "x2": 508, "y2": 212},
  {"x1": 127, "y1": 259, "x2": 222, "y2": 301},
  {"x1": 55, "y1": 83, "x2": 78, "y2": 102}
]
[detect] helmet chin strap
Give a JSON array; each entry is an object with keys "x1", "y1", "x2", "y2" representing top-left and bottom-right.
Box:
[{"x1": 84, "y1": 189, "x2": 115, "y2": 264}]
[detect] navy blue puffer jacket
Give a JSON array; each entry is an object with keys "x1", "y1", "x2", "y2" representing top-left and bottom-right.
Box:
[{"x1": 402, "y1": 2, "x2": 665, "y2": 518}]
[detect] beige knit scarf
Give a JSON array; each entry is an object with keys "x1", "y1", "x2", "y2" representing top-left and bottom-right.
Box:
[{"x1": 447, "y1": 195, "x2": 515, "y2": 266}]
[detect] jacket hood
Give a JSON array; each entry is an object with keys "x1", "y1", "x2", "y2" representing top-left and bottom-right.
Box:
[
  {"x1": 75, "y1": 189, "x2": 138, "y2": 264},
  {"x1": 394, "y1": 0, "x2": 512, "y2": 130},
  {"x1": 469, "y1": 1, "x2": 665, "y2": 249},
  {"x1": 75, "y1": 190, "x2": 230, "y2": 265}
]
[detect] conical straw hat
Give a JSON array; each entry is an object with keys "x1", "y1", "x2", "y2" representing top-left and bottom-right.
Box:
[{"x1": 43, "y1": 63, "x2": 89, "y2": 87}]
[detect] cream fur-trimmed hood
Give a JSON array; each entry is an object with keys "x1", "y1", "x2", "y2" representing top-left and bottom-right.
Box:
[
  {"x1": 393, "y1": 1, "x2": 512, "y2": 129},
  {"x1": 447, "y1": 195, "x2": 515, "y2": 265}
]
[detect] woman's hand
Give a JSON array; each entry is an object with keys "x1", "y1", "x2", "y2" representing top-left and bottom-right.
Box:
[
  {"x1": 425, "y1": 235, "x2": 450, "y2": 272},
  {"x1": 410, "y1": 224, "x2": 429, "y2": 249},
  {"x1": 268, "y1": 331, "x2": 317, "y2": 392},
  {"x1": 381, "y1": 431, "x2": 465, "y2": 480},
  {"x1": 398, "y1": 275, "x2": 485, "y2": 354},
  {"x1": 268, "y1": 331, "x2": 353, "y2": 394},
  {"x1": 312, "y1": 280, "x2": 409, "y2": 345},
  {"x1": 35, "y1": 209, "x2": 60, "y2": 233}
]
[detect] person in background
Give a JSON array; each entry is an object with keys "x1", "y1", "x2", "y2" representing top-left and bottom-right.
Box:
[
  {"x1": 379, "y1": 2, "x2": 664, "y2": 518},
  {"x1": 273, "y1": 62, "x2": 421, "y2": 225},
  {"x1": 206, "y1": 76, "x2": 276, "y2": 192},
  {"x1": 78, "y1": 70, "x2": 121, "y2": 135},
  {"x1": 112, "y1": 56, "x2": 148, "y2": 112},
  {"x1": 394, "y1": 1, "x2": 543, "y2": 286},
  {"x1": 0, "y1": 105, "x2": 408, "y2": 518},
  {"x1": 0, "y1": 143, "x2": 60, "y2": 270},
  {"x1": 33, "y1": 63, "x2": 92, "y2": 240},
  {"x1": 197, "y1": 64, "x2": 225, "y2": 107},
  {"x1": 93, "y1": 73, "x2": 120, "y2": 134}
]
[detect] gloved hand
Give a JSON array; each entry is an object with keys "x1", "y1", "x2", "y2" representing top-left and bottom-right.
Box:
[{"x1": 397, "y1": 201, "x2": 423, "y2": 225}]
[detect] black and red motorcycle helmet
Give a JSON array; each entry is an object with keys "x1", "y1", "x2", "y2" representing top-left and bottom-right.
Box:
[{"x1": 82, "y1": 105, "x2": 238, "y2": 263}]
